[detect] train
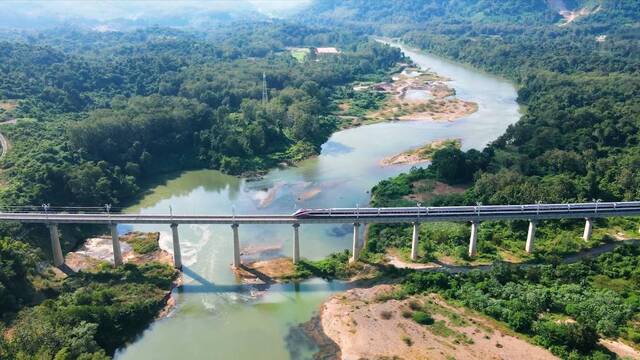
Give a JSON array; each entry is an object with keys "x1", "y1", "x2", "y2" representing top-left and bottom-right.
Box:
[{"x1": 292, "y1": 201, "x2": 640, "y2": 218}]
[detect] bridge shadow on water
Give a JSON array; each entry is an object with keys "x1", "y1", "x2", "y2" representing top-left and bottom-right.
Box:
[{"x1": 176, "y1": 266, "x2": 350, "y2": 294}]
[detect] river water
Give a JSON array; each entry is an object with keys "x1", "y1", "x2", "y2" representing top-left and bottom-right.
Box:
[{"x1": 115, "y1": 43, "x2": 520, "y2": 359}]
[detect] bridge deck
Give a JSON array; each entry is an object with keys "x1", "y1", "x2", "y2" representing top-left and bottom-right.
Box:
[{"x1": 1, "y1": 201, "x2": 638, "y2": 225}]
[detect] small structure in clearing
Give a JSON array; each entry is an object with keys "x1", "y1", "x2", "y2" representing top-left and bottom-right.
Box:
[{"x1": 315, "y1": 47, "x2": 340, "y2": 55}]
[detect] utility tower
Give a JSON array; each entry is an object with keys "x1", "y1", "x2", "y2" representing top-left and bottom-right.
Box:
[{"x1": 262, "y1": 72, "x2": 268, "y2": 105}]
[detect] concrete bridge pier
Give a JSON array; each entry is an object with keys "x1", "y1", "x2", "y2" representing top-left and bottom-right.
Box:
[
  {"x1": 171, "y1": 224, "x2": 182, "y2": 269},
  {"x1": 350, "y1": 223, "x2": 361, "y2": 263},
  {"x1": 110, "y1": 224, "x2": 123, "y2": 266},
  {"x1": 526, "y1": 220, "x2": 537, "y2": 254},
  {"x1": 410, "y1": 222, "x2": 420, "y2": 261},
  {"x1": 583, "y1": 218, "x2": 593, "y2": 241},
  {"x1": 293, "y1": 223, "x2": 300, "y2": 264},
  {"x1": 49, "y1": 224, "x2": 64, "y2": 267},
  {"x1": 232, "y1": 223, "x2": 240, "y2": 268},
  {"x1": 362, "y1": 223, "x2": 368, "y2": 249},
  {"x1": 468, "y1": 221, "x2": 479, "y2": 257}
]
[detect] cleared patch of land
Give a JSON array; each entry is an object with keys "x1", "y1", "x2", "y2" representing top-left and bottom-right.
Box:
[
  {"x1": 318, "y1": 284, "x2": 558, "y2": 360},
  {"x1": 403, "y1": 178, "x2": 468, "y2": 203},
  {"x1": 381, "y1": 138, "x2": 460, "y2": 166},
  {"x1": 289, "y1": 47, "x2": 311, "y2": 62},
  {"x1": 0, "y1": 101, "x2": 17, "y2": 112}
]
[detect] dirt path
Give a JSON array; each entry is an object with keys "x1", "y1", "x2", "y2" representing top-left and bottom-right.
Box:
[
  {"x1": 387, "y1": 239, "x2": 640, "y2": 274},
  {"x1": 0, "y1": 119, "x2": 15, "y2": 159},
  {"x1": 599, "y1": 338, "x2": 640, "y2": 359}
]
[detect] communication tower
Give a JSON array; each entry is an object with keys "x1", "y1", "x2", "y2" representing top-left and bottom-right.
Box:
[{"x1": 262, "y1": 72, "x2": 268, "y2": 105}]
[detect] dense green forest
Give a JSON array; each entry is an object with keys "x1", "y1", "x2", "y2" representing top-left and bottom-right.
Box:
[
  {"x1": 306, "y1": 0, "x2": 640, "y2": 205},
  {"x1": 0, "y1": 21, "x2": 402, "y2": 248},
  {"x1": 337, "y1": 0, "x2": 640, "y2": 268},
  {"x1": 298, "y1": 0, "x2": 640, "y2": 358},
  {"x1": 334, "y1": 0, "x2": 640, "y2": 262},
  {"x1": 0, "y1": 20, "x2": 403, "y2": 359},
  {"x1": 1, "y1": 0, "x2": 639, "y2": 358},
  {"x1": 1, "y1": 22, "x2": 402, "y2": 209},
  {"x1": 360, "y1": 0, "x2": 640, "y2": 263}
]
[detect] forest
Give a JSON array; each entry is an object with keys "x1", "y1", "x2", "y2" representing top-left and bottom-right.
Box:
[
  {"x1": 300, "y1": 0, "x2": 640, "y2": 358},
  {"x1": 396, "y1": 244, "x2": 640, "y2": 359},
  {"x1": 0, "y1": 20, "x2": 403, "y2": 359},
  {"x1": 0, "y1": 0, "x2": 639, "y2": 359}
]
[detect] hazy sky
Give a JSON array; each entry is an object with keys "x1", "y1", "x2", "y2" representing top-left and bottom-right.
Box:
[{"x1": 5, "y1": 0, "x2": 312, "y2": 20}]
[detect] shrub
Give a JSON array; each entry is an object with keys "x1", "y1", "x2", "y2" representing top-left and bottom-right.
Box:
[
  {"x1": 408, "y1": 299, "x2": 422, "y2": 310},
  {"x1": 533, "y1": 321, "x2": 599, "y2": 354},
  {"x1": 294, "y1": 250, "x2": 352, "y2": 279},
  {"x1": 380, "y1": 310, "x2": 393, "y2": 320},
  {"x1": 123, "y1": 232, "x2": 159, "y2": 254},
  {"x1": 412, "y1": 311, "x2": 434, "y2": 325},
  {"x1": 374, "y1": 289, "x2": 407, "y2": 302},
  {"x1": 402, "y1": 336, "x2": 413, "y2": 346}
]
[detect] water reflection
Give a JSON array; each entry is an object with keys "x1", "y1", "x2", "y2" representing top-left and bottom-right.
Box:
[
  {"x1": 116, "y1": 43, "x2": 520, "y2": 360},
  {"x1": 321, "y1": 140, "x2": 354, "y2": 156}
]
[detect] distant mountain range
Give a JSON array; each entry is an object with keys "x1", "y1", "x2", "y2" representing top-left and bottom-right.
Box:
[
  {"x1": 0, "y1": 0, "x2": 309, "y2": 31},
  {"x1": 295, "y1": 0, "x2": 609, "y2": 31}
]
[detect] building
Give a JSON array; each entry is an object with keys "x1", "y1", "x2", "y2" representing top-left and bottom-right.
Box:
[{"x1": 314, "y1": 47, "x2": 340, "y2": 55}]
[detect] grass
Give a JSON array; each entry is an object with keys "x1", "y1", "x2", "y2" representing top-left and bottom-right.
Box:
[
  {"x1": 290, "y1": 48, "x2": 310, "y2": 62},
  {"x1": 402, "y1": 335, "x2": 413, "y2": 346},
  {"x1": 374, "y1": 288, "x2": 407, "y2": 302},
  {"x1": 429, "y1": 320, "x2": 455, "y2": 337},
  {"x1": 122, "y1": 232, "x2": 160, "y2": 254},
  {"x1": 590, "y1": 274, "x2": 634, "y2": 293},
  {"x1": 421, "y1": 299, "x2": 469, "y2": 327},
  {"x1": 390, "y1": 139, "x2": 461, "y2": 164},
  {"x1": 412, "y1": 311, "x2": 434, "y2": 325},
  {"x1": 293, "y1": 250, "x2": 355, "y2": 280}
]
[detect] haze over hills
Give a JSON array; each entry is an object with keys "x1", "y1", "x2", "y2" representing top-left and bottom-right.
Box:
[
  {"x1": 298, "y1": 0, "x2": 624, "y2": 31},
  {"x1": 0, "y1": 0, "x2": 311, "y2": 30}
]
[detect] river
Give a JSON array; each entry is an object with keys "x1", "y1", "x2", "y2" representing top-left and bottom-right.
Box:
[{"x1": 115, "y1": 43, "x2": 520, "y2": 359}]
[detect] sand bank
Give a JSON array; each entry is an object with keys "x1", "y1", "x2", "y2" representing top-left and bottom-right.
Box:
[{"x1": 318, "y1": 285, "x2": 557, "y2": 360}]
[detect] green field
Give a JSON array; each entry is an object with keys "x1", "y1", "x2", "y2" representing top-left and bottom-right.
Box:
[{"x1": 290, "y1": 47, "x2": 310, "y2": 62}]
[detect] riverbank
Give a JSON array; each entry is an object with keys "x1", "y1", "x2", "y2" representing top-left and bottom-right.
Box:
[
  {"x1": 299, "y1": 240, "x2": 640, "y2": 359},
  {"x1": 64, "y1": 231, "x2": 181, "y2": 319},
  {"x1": 64, "y1": 231, "x2": 173, "y2": 271},
  {"x1": 233, "y1": 257, "x2": 296, "y2": 285},
  {"x1": 380, "y1": 138, "x2": 460, "y2": 166},
  {"x1": 315, "y1": 284, "x2": 557, "y2": 359}
]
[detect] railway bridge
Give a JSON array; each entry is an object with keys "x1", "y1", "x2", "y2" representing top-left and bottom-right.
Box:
[{"x1": 1, "y1": 201, "x2": 639, "y2": 269}]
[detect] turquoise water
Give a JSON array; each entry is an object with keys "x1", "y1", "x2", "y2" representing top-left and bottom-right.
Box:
[{"x1": 115, "y1": 43, "x2": 520, "y2": 360}]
